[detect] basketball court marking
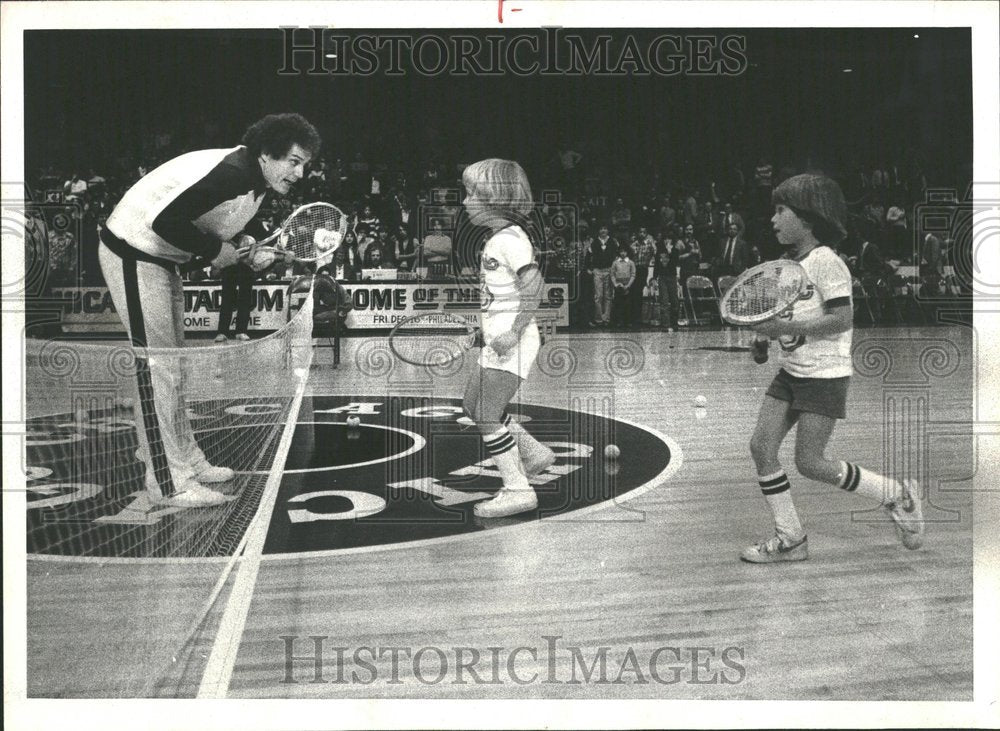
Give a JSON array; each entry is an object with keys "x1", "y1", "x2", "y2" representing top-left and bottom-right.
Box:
[{"x1": 25, "y1": 396, "x2": 683, "y2": 564}]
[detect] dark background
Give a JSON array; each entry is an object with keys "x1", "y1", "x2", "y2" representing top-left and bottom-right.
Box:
[{"x1": 24, "y1": 27, "x2": 972, "y2": 187}]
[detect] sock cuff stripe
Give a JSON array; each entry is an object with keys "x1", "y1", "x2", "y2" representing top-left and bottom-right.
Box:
[
  {"x1": 842, "y1": 463, "x2": 861, "y2": 492},
  {"x1": 757, "y1": 470, "x2": 787, "y2": 484},
  {"x1": 758, "y1": 473, "x2": 789, "y2": 488},
  {"x1": 484, "y1": 427, "x2": 510, "y2": 442},
  {"x1": 760, "y1": 481, "x2": 791, "y2": 496},
  {"x1": 486, "y1": 437, "x2": 516, "y2": 455}
]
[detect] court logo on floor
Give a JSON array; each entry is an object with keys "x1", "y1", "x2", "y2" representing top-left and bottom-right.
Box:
[{"x1": 25, "y1": 395, "x2": 680, "y2": 559}]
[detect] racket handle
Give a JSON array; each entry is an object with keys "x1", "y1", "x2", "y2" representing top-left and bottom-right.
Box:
[{"x1": 751, "y1": 337, "x2": 770, "y2": 364}]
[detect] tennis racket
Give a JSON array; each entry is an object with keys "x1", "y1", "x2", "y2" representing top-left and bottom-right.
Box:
[
  {"x1": 719, "y1": 259, "x2": 808, "y2": 325},
  {"x1": 238, "y1": 202, "x2": 347, "y2": 263},
  {"x1": 388, "y1": 312, "x2": 484, "y2": 367}
]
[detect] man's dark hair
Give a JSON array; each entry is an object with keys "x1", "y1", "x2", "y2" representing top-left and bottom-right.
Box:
[{"x1": 242, "y1": 113, "x2": 322, "y2": 160}]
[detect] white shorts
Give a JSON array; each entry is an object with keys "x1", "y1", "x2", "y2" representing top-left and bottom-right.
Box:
[{"x1": 479, "y1": 319, "x2": 540, "y2": 381}]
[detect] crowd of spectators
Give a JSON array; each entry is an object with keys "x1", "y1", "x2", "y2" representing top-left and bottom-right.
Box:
[{"x1": 27, "y1": 136, "x2": 967, "y2": 330}]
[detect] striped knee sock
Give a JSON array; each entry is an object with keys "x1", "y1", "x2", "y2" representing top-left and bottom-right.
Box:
[
  {"x1": 838, "y1": 462, "x2": 903, "y2": 505},
  {"x1": 483, "y1": 427, "x2": 530, "y2": 490},
  {"x1": 758, "y1": 470, "x2": 803, "y2": 540}
]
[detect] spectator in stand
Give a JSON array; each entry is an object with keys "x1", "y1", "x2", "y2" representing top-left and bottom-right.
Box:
[
  {"x1": 857, "y1": 235, "x2": 893, "y2": 322},
  {"x1": 682, "y1": 187, "x2": 700, "y2": 228},
  {"x1": 421, "y1": 219, "x2": 453, "y2": 274},
  {"x1": 752, "y1": 156, "x2": 773, "y2": 216},
  {"x1": 384, "y1": 189, "x2": 415, "y2": 239},
  {"x1": 885, "y1": 206, "x2": 909, "y2": 261},
  {"x1": 389, "y1": 230, "x2": 420, "y2": 271},
  {"x1": 707, "y1": 180, "x2": 722, "y2": 207},
  {"x1": 356, "y1": 204, "x2": 380, "y2": 234},
  {"x1": 610, "y1": 198, "x2": 632, "y2": 239},
  {"x1": 557, "y1": 145, "x2": 584, "y2": 191},
  {"x1": 720, "y1": 202, "x2": 745, "y2": 236},
  {"x1": 362, "y1": 234, "x2": 388, "y2": 268},
  {"x1": 306, "y1": 158, "x2": 327, "y2": 199},
  {"x1": 363, "y1": 246, "x2": 394, "y2": 274},
  {"x1": 318, "y1": 244, "x2": 360, "y2": 283},
  {"x1": 697, "y1": 199, "x2": 720, "y2": 260},
  {"x1": 631, "y1": 226, "x2": 657, "y2": 327},
  {"x1": 678, "y1": 223, "x2": 702, "y2": 303},
  {"x1": 79, "y1": 201, "x2": 102, "y2": 285},
  {"x1": 715, "y1": 222, "x2": 749, "y2": 279},
  {"x1": 863, "y1": 200, "x2": 887, "y2": 250},
  {"x1": 63, "y1": 172, "x2": 88, "y2": 202},
  {"x1": 48, "y1": 223, "x2": 77, "y2": 285},
  {"x1": 870, "y1": 162, "x2": 889, "y2": 204},
  {"x1": 610, "y1": 245, "x2": 636, "y2": 329},
  {"x1": 653, "y1": 227, "x2": 682, "y2": 331},
  {"x1": 214, "y1": 251, "x2": 257, "y2": 343},
  {"x1": 638, "y1": 189, "x2": 661, "y2": 230},
  {"x1": 87, "y1": 169, "x2": 107, "y2": 198},
  {"x1": 356, "y1": 230, "x2": 376, "y2": 265},
  {"x1": 921, "y1": 231, "x2": 944, "y2": 296},
  {"x1": 747, "y1": 242, "x2": 764, "y2": 269},
  {"x1": 659, "y1": 194, "x2": 677, "y2": 232},
  {"x1": 348, "y1": 151, "x2": 370, "y2": 197},
  {"x1": 329, "y1": 158, "x2": 345, "y2": 197},
  {"x1": 585, "y1": 225, "x2": 618, "y2": 327},
  {"x1": 753, "y1": 156, "x2": 773, "y2": 190}
]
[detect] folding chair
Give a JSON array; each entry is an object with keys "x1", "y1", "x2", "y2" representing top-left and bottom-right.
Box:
[
  {"x1": 717, "y1": 275, "x2": 737, "y2": 296},
  {"x1": 299, "y1": 273, "x2": 353, "y2": 369},
  {"x1": 685, "y1": 275, "x2": 719, "y2": 326}
]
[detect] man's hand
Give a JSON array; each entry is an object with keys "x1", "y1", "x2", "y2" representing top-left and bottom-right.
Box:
[
  {"x1": 489, "y1": 330, "x2": 519, "y2": 359},
  {"x1": 212, "y1": 241, "x2": 240, "y2": 270}
]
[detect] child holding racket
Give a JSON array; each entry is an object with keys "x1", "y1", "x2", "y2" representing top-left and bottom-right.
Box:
[
  {"x1": 461, "y1": 159, "x2": 555, "y2": 519},
  {"x1": 739, "y1": 173, "x2": 924, "y2": 562}
]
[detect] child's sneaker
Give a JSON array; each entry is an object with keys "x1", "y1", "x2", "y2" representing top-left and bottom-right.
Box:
[
  {"x1": 886, "y1": 478, "x2": 924, "y2": 549},
  {"x1": 473, "y1": 488, "x2": 538, "y2": 519},
  {"x1": 740, "y1": 533, "x2": 809, "y2": 563}
]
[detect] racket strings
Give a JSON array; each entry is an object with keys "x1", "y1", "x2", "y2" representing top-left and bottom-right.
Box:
[
  {"x1": 279, "y1": 204, "x2": 346, "y2": 260},
  {"x1": 723, "y1": 263, "x2": 806, "y2": 322}
]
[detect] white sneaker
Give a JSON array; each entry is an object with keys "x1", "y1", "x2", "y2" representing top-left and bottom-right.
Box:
[
  {"x1": 886, "y1": 478, "x2": 925, "y2": 549},
  {"x1": 214, "y1": 334, "x2": 229, "y2": 343},
  {"x1": 523, "y1": 447, "x2": 556, "y2": 476},
  {"x1": 193, "y1": 464, "x2": 235, "y2": 483},
  {"x1": 740, "y1": 533, "x2": 809, "y2": 563},
  {"x1": 156, "y1": 483, "x2": 230, "y2": 508},
  {"x1": 473, "y1": 488, "x2": 538, "y2": 518},
  {"x1": 234, "y1": 333, "x2": 251, "y2": 341}
]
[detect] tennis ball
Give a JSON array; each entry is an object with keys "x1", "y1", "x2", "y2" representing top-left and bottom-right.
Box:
[
  {"x1": 604, "y1": 444, "x2": 620, "y2": 460},
  {"x1": 693, "y1": 395, "x2": 707, "y2": 407},
  {"x1": 346, "y1": 415, "x2": 361, "y2": 428}
]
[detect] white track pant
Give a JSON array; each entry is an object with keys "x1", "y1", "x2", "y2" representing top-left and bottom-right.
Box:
[{"x1": 98, "y1": 240, "x2": 210, "y2": 497}]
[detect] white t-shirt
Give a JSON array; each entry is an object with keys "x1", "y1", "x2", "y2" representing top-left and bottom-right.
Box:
[
  {"x1": 775, "y1": 246, "x2": 853, "y2": 378},
  {"x1": 480, "y1": 225, "x2": 536, "y2": 338}
]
